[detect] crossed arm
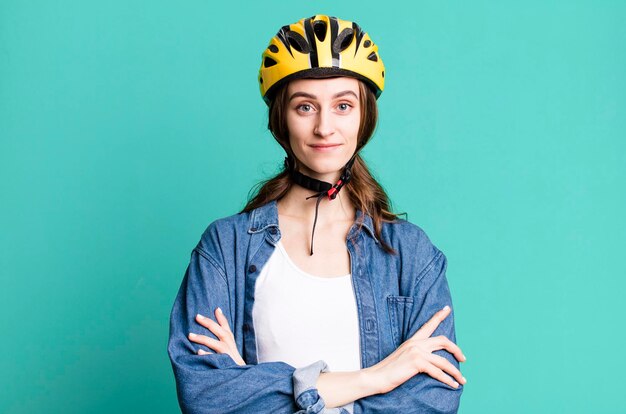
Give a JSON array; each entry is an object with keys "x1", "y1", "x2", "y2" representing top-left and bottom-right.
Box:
[
  {"x1": 188, "y1": 305, "x2": 466, "y2": 410},
  {"x1": 172, "y1": 240, "x2": 464, "y2": 413}
]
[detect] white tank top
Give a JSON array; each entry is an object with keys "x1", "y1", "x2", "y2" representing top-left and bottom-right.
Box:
[{"x1": 252, "y1": 240, "x2": 361, "y2": 372}]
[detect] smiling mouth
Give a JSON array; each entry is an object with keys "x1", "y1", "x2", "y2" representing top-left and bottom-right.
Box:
[{"x1": 310, "y1": 144, "x2": 342, "y2": 148}]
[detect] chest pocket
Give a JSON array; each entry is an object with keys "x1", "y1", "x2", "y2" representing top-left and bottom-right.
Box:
[{"x1": 387, "y1": 295, "x2": 414, "y2": 347}]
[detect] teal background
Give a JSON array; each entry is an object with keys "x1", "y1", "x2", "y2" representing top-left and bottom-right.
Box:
[{"x1": 1, "y1": 1, "x2": 624, "y2": 412}]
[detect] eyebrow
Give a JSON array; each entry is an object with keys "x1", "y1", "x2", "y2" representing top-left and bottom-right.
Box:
[{"x1": 289, "y1": 90, "x2": 359, "y2": 101}]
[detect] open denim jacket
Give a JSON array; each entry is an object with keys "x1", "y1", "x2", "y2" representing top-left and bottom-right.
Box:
[{"x1": 168, "y1": 200, "x2": 463, "y2": 413}]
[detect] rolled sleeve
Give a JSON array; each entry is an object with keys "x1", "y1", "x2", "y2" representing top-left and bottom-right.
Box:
[{"x1": 292, "y1": 360, "x2": 353, "y2": 414}]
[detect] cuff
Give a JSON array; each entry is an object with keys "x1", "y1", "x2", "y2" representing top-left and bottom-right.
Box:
[{"x1": 293, "y1": 360, "x2": 347, "y2": 414}]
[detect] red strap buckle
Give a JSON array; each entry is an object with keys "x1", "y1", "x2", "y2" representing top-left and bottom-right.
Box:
[{"x1": 327, "y1": 187, "x2": 338, "y2": 199}]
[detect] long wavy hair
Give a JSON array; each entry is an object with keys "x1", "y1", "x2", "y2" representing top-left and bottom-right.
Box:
[{"x1": 241, "y1": 80, "x2": 404, "y2": 254}]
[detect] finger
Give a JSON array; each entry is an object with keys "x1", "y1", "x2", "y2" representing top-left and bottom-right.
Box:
[
  {"x1": 188, "y1": 333, "x2": 228, "y2": 353},
  {"x1": 429, "y1": 336, "x2": 466, "y2": 363},
  {"x1": 214, "y1": 307, "x2": 233, "y2": 334},
  {"x1": 198, "y1": 349, "x2": 213, "y2": 355},
  {"x1": 429, "y1": 354, "x2": 466, "y2": 385},
  {"x1": 424, "y1": 364, "x2": 459, "y2": 389},
  {"x1": 232, "y1": 354, "x2": 246, "y2": 366},
  {"x1": 413, "y1": 306, "x2": 451, "y2": 340},
  {"x1": 196, "y1": 314, "x2": 229, "y2": 341}
]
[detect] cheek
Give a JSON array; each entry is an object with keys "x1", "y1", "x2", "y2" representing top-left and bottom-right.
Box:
[
  {"x1": 287, "y1": 126, "x2": 305, "y2": 149},
  {"x1": 286, "y1": 115, "x2": 312, "y2": 145},
  {"x1": 342, "y1": 111, "x2": 361, "y2": 141}
]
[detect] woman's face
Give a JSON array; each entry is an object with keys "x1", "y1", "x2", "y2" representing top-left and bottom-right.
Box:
[{"x1": 285, "y1": 77, "x2": 361, "y2": 183}]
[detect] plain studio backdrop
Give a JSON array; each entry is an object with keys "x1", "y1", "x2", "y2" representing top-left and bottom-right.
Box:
[{"x1": 1, "y1": 1, "x2": 624, "y2": 413}]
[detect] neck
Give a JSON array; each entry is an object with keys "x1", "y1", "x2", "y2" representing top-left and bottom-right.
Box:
[{"x1": 277, "y1": 182, "x2": 356, "y2": 224}]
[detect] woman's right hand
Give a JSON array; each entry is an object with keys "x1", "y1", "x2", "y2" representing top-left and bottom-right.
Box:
[
  {"x1": 188, "y1": 308, "x2": 246, "y2": 366},
  {"x1": 365, "y1": 305, "x2": 466, "y2": 393}
]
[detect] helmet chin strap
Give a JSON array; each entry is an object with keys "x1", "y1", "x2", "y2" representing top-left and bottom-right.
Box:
[{"x1": 284, "y1": 153, "x2": 357, "y2": 255}]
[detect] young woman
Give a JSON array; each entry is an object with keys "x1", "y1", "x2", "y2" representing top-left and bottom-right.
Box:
[{"x1": 168, "y1": 15, "x2": 466, "y2": 414}]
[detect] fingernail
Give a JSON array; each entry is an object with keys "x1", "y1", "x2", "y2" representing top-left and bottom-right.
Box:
[
  {"x1": 462, "y1": 377, "x2": 467, "y2": 384},
  {"x1": 189, "y1": 333, "x2": 196, "y2": 338},
  {"x1": 196, "y1": 313, "x2": 205, "y2": 320},
  {"x1": 453, "y1": 381, "x2": 459, "y2": 388},
  {"x1": 462, "y1": 354, "x2": 467, "y2": 361},
  {"x1": 217, "y1": 307, "x2": 223, "y2": 314},
  {"x1": 443, "y1": 305, "x2": 450, "y2": 311}
]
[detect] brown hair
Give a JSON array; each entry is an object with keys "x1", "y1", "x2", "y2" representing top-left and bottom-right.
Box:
[{"x1": 241, "y1": 80, "x2": 404, "y2": 254}]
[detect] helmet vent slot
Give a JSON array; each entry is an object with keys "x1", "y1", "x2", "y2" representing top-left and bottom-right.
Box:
[
  {"x1": 333, "y1": 28, "x2": 354, "y2": 54},
  {"x1": 313, "y1": 20, "x2": 327, "y2": 42},
  {"x1": 367, "y1": 51, "x2": 378, "y2": 62},
  {"x1": 286, "y1": 31, "x2": 310, "y2": 53},
  {"x1": 264, "y1": 57, "x2": 277, "y2": 68}
]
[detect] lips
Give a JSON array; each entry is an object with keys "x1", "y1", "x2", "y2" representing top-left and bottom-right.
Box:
[{"x1": 309, "y1": 143, "x2": 342, "y2": 153}]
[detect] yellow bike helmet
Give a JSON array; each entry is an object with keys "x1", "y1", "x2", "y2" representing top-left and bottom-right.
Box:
[{"x1": 259, "y1": 15, "x2": 385, "y2": 105}]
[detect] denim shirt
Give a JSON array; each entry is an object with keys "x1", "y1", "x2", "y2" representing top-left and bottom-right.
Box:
[{"x1": 168, "y1": 200, "x2": 463, "y2": 413}]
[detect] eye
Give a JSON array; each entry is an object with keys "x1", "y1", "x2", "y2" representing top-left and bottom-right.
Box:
[
  {"x1": 296, "y1": 103, "x2": 313, "y2": 113},
  {"x1": 337, "y1": 103, "x2": 352, "y2": 112}
]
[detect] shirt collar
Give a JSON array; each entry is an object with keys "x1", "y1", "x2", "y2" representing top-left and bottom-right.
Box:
[{"x1": 248, "y1": 199, "x2": 379, "y2": 244}]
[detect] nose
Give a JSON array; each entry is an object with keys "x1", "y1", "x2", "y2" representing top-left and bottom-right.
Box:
[{"x1": 313, "y1": 109, "x2": 335, "y2": 137}]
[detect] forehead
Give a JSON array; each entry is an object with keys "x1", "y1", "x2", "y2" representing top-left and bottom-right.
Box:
[{"x1": 287, "y1": 77, "x2": 360, "y2": 98}]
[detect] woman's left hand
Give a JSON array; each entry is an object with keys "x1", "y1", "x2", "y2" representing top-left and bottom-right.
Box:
[{"x1": 188, "y1": 307, "x2": 246, "y2": 366}]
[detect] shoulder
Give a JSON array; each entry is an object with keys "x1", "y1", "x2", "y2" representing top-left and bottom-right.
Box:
[
  {"x1": 206, "y1": 210, "x2": 251, "y2": 234},
  {"x1": 380, "y1": 216, "x2": 439, "y2": 252},
  {"x1": 195, "y1": 200, "x2": 277, "y2": 255},
  {"x1": 379, "y1": 217, "x2": 445, "y2": 274},
  {"x1": 192, "y1": 202, "x2": 277, "y2": 272},
  {"x1": 196, "y1": 210, "x2": 252, "y2": 253}
]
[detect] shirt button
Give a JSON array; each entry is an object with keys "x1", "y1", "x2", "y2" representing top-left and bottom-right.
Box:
[
  {"x1": 269, "y1": 227, "x2": 277, "y2": 235},
  {"x1": 250, "y1": 227, "x2": 257, "y2": 232},
  {"x1": 248, "y1": 265, "x2": 257, "y2": 273}
]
